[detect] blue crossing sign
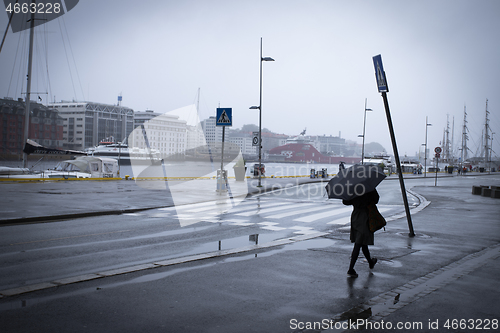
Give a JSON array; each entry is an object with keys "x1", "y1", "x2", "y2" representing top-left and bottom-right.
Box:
[
  {"x1": 372, "y1": 54, "x2": 389, "y2": 93},
  {"x1": 216, "y1": 108, "x2": 232, "y2": 126}
]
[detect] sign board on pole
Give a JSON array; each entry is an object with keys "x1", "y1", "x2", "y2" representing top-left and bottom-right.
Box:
[
  {"x1": 372, "y1": 54, "x2": 389, "y2": 93},
  {"x1": 252, "y1": 132, "x2": 260, "y2": 146},
  {"x1": 434, "y1": 147, "x2": 442, "y2": 154},
  {"x1": 216, "y1": 108, "x2": 232, "y2": 126}
]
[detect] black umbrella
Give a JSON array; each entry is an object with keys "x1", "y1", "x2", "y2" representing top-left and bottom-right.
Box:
[{"x1": 325, "y1": 164, "x2": 386, "y2": 200}]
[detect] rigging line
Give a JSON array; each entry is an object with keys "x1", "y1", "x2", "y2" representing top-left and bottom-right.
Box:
[
  {"x1": 61, "y1": 15, "x2": 85, "y2": 101},
  {"x1": 0, "y1": 0, "x2": 19, "y2": 55},
  {"x1": 57, "y1": 17, "x2": 78, "y2": 101},
  {"x1": 7, "y1": 23, "x2": 24, "y2": 97},
  {"x1": 15, "y1": 29, "x2": 29, "y2": 99},
  {"x1": 43, "y1": 15, "x2": 53, "y2": 102},
  {"x1": 36, "y1": 18, "x2": 51, "y2": 101}
]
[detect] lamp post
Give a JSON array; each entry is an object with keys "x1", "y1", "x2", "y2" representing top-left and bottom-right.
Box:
[
  {"x1": 250, "y1": 37, "x2": 274, "y2": 187},
  {"x1": 424, "y1": 116, "x2": 432, "y2": 177},
  {"x1": 359, "y1": 98, "x2": 372, "y2": 165}
]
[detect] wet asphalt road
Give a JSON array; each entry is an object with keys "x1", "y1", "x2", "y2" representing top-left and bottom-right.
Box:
[
  {"x1": 0, "y1": 173, "x2": 499, "y2": 332},
  {"x1": 0, "y1": 177, "x2": 415, "y2": 291}
]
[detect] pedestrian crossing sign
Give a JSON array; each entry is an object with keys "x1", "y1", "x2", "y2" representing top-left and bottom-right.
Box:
[
  {"x1": 216, "y1": 108, "x2": 232, "y2": 126},
  {"x1": 372, "y1": 54, "x2": 389, "y2": 93}
]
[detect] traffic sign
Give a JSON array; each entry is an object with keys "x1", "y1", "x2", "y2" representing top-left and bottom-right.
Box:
[
  {"x1": 372, "y1": 54, "x2": 389, "y2": 93},
  {"x1": 216, "y1": 108, "x2": 232, "y2": 126},
  {"x1": 252, "y1": 132, "x2": 260, "y2": 146},
  {"x1": 435, "y1": 153, "x2": 440, "y2": 158},
  {"x1": 434, "y1": 147, "x2": 442, "y2": 154}
]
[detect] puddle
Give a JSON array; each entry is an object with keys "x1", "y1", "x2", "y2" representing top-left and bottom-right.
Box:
[
  {"x1": 396, "y1": 232, "x2": 431, "y2": 239},
  {"x1": 379, "y1": 259, "x2": 403, "y2": 267}
]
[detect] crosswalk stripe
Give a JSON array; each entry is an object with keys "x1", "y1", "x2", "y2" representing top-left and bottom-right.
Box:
[
  {"x1": 235, "y1": 203, "x2": 293, "y2": 217},
  {"x1": 294, "y1": 206, "x2": 353, "y2": 223},
  {"x1": 267, "y1": 204, "x2": 332, "y2": 219}
]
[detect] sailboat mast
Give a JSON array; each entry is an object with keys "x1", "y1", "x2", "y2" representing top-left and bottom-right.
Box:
[
  {"x1": 484, "y1": 99, "x2": 490, "y2": 170},
  {"x1": 461, "y1": 105, "x2": 468, "y2": 170},
  {"x1": 23, "y1": 0, "x2": 36, "y2": 168}
]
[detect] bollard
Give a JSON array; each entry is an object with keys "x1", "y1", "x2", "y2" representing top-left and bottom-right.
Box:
[
  {"x1": 472, "y1": 186, "x2": 482, "y2": 195},
  {"x1": 481, "y1": 187, "x2": 492, "y2": 197}
]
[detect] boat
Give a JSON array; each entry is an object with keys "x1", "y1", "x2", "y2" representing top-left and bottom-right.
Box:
[
  {"x1": 88, "y1": 141, "x2": 162, "y2": 165},
  {"x1": 0, "y1": 156, "x2": 119, "y2": 179}
]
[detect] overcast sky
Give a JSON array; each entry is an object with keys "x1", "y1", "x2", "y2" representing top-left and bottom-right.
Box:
[{"x1": 1, "y1": 0, "x2": 499, "y2": 157}]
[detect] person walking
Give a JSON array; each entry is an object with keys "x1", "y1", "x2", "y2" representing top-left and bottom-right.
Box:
[{"x1": 343, "y1": 189, "x2": 379, "y2": 277}]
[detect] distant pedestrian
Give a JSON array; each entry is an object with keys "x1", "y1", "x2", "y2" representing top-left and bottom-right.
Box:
[
  {"x1": 339, "y1": 161, "x2": 345, "y2": 171},
  {"x1": 343, "y1": 189, "x2": 379, "y2": 277}
]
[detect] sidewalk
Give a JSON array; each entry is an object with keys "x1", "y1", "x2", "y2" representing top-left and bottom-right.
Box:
[{"x1": 0, "y1": 175, "x2": 499, "y2": 332}]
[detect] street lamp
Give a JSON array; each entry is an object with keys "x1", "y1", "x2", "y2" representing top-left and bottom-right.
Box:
[
  {"x1": 424, "y1": 116, "x2": 432, "y2": 177},
  {"x1": 359, "y1": 98, "x2": 372, "y2": 165},
  {"x1": 250, "y1": 37, "x2": 274, "y2": 187}
]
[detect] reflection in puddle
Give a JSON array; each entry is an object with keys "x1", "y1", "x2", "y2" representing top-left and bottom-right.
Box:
[{"x1": 380, "y1": 259, "x2": 403, "y2": 267}]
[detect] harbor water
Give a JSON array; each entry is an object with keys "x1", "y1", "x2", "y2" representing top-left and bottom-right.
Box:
[{"x1": 0, "y1": 159, "x2": 345, "y2": 179}]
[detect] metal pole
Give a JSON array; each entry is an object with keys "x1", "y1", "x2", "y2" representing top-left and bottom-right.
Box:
[
  {"x1": 361, "y1": 98, "x2": 367, "y2": 165},
  {"x1": 424, "y1": 116, "x2": 428, "y2": 178},
  {"x1": 220, "y1": 125, "x2": 225, "y2": 193},
  {"x1": 220, "y1": 126, "x2": 225, "y2": 172},
  {"x1": 258, "y1": 38, "x2": 263, "y2": 187},
  {"x1": 381, "y1": 92, "x2": 415, "y2": 237},
  {"x1": 23, "y1": 1, "x2": 36, "y2": 168},
  {"x1": 435, "y1": 157, "x2": 439, "y2": 186}
]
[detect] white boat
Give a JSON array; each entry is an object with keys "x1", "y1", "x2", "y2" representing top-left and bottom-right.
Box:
[
  {"x1": 0, "y1": 156, "x2": 119, "y2": 179},
  {"x1": 88, "y1": 142, "x2": 162, "y2": 165}
]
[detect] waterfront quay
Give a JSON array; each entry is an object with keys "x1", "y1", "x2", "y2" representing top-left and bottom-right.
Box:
[{"x1": 0, "y1": 172, "x2": 499, "y2": 332}]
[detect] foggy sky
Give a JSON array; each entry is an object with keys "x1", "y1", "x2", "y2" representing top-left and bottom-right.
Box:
[{"x1": 1, "y1": 0, "x2": 499, "y2": 157}]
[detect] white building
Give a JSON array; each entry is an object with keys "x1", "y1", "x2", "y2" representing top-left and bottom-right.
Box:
[
  {"x1": 228, "y1": 136, "x2": 256, "y2": 155},
  {"x1": 129, "y1": 112, "x2": 187, "y2": 157},
  {"x1": 48, "y1": 101, "x2": 134, "y2": 150},
  {"x1": 134, "y1": 110, "x2": 160, "y2": 128},
  {"x1": 201, "y1": 116, "x2": 228, "y2": 143},
  {"x1": 186, "y1": 124, "x2": 206, "y2": 150}
]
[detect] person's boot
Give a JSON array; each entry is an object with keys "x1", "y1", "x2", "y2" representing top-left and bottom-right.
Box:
[
  {"x1": 369, "y1": 258, "x2": 378, "y2": 269},
  {"x1": 347, "y1": 269, "x2": 358, "y2": 277}
]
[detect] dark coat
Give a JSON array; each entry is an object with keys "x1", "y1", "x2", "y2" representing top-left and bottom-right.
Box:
[{"x1": 343, "y1": 190, "x2": 380, "y2": 245}]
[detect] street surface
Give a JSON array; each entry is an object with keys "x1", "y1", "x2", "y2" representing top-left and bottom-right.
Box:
[
  {"x1": 0, "y1": 179, "x2": 415, "y2": 291},
  {"x1": 0, "y1": 174, "x2": 499, "y2": 332}
]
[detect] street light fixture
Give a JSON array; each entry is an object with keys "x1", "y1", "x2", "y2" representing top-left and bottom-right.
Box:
[
  {"x1": 249, "y1": 38, "x2": 274, "y2": 187},
  {"x1": 424, "y1": 116, "x2": 432, "y2": 177},
  {"x1": 360, "y1": 98, "x2": 372, "y2": 165}
]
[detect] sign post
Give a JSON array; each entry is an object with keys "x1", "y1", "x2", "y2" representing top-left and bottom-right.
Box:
[
  {"x1": 216, "y1": 108, "x2": 232, "y2": 194},
  {"x1": 372, "y1": 54, "x2": 415, "y2": 237},
  {"x1": 434, "y1": 147, "x2": 442, "y2": 186}
]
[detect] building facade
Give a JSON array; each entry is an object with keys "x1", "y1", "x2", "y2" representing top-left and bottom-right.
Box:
[
  {"x1": 228, "y1": 136, "x2": 257, "y2": 156},
  {"x1": 0, "y1": 98, "x2": 64, "y2": 155},
  {"x1": 48, "y1": 101, "x2": 134, "y2": 150},
  {"x1": 200, "y1": 116, "x2": 228, "y2": 143},
  {"x1": 129, "y1": 112, "x2": 187, "y2": 157}
]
